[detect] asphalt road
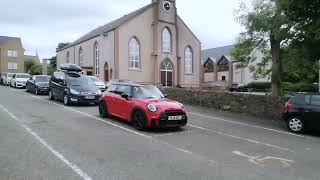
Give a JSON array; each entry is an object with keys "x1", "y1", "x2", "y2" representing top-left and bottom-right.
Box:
[{"x1": 1, "y1": 85, "x2": 320, "y2": 180}]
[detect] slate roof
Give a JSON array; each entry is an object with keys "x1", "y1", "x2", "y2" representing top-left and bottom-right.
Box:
[
  {"x1": 58, "y1": 3, "x2": 155, "y2": 52},
  {"x1": 0, "y1": 36, "x2": 21, "y2": 46},
  {"x1": 201, "y1": 45, "x2": 236, "y2": 63},
  {"x1": 24, "y1": 55, "x2": 40, "y2": 63}
]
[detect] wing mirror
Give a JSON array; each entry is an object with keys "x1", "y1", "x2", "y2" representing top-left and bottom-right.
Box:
[
  {"x1": 163, "y1": 94, "x2": 168, "y2": 98},
  {"x1": 121, "y1": 93, "x2": 129, "y2": 100}
]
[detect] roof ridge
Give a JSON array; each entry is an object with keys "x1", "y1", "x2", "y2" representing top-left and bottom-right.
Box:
[
  {"x1": 58, "y1": 3, "x2": 155, "y2": 52},
  {"x1": 203, "y1": 44, "x2": 235, "y2": 51}
]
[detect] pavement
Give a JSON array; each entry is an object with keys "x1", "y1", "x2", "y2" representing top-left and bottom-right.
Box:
[{"x1": 0, "y1": 85, "x2": 320, "y2": 180}]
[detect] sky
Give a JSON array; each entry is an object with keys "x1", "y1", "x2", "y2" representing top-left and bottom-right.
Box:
[{"x1": 0, "y1": 0, "x2": 248, "y2": 61}]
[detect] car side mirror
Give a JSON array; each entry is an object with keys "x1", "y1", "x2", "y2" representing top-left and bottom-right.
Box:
[
  {"x1": 163, "y1": 94, "x2": 168, "y2": 98},
  {"x1": 121, "y1": 93, "x2": 129, "y2": 100},
  {"x1": 59, "y1": 81, "x2": 64, "y2": 86},
  {"x1": 30, "y1": 80, "x2": 35, "y2": 84}
]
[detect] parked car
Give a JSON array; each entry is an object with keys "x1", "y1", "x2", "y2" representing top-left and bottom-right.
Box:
[
  {"x1": 99, "y1": 83, "x2": 187, "y2": 130},
  {"x1": 10, "y1": 73, "x2": 30, "y2": 88},
  {"x1": 283, "y1": 93, "x2": 320, "y2": 133},
  {"x1": 26, "y1": 75, "x2": 51, "y2": 95},
  {"x1": 4, "y1": 73, "x2": 15, "y2": 86},
  {"x1": 229, "y1": 83, "x2": 252, "y2": 92},
  {"x1": 49, "y1": 64, "x2": 102, "y2": 106},
  {"x1": 106, "y1": 79, "x2": 135, "y2": 89},
  {"x1": 0, "y1": 72, "x2": 7, "y2": 85},
  {"x1": 88, "y1": 76, "x2": 106, "y2": 92}
]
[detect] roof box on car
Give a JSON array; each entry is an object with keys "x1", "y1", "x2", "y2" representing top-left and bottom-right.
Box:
[{"x1": 60, "y1": 63, "x2": 82, "y2": 72}]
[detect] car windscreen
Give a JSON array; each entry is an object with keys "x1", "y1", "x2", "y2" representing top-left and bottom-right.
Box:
[
  {"x1": 16, "y1": 74, "x2": 30, "y2": 78},
  {"x1": 133, "y1": 86, "x2": 164, "y2": 99},
  {"x1": 36, "y1": 76, "x2": 50, "y2": 82},
  {"x1": 66, "y1": 76, "x2": 94, "y2": 86},
  {"x1": 119, "y1": 80, "x2": 134, "y2": 83},
  {"x1": 89, "y1": 77, "x2": 101, "y2": 82},
  {"x1": 7, "y1": 74, "x2": 14, "y2": 77}
]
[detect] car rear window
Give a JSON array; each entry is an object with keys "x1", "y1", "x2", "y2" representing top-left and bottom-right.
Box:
[
  {"x1": 310, "y1": 95, "x2": 320, "y2": 107},
  {"x1": 305, "y1": 95, "x2": 311, "y2": 104}
]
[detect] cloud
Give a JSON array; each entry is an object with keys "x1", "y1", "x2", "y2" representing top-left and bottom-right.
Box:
[{"x1": 0, "y1": 0, "x2": 244, "y2": 60}]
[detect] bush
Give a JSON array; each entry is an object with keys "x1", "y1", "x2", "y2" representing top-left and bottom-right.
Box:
[
  {"x1": 246, "y1": 82, "x2": 271, "y2": 91},
  {"x1": 282, "y1": 82, "x2": 318, "y2": 93}
]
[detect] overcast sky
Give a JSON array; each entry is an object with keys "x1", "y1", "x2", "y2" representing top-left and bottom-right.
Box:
[{"x1": 0, "y1": 0, "x2": 248, "y2": 61}]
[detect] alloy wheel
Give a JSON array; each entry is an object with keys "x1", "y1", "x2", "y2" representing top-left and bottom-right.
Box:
[
  {"x1": 288, "y1": 118, "x2": 303, "y2": 132},
  {"x1": 133, "y1": 111, "x2": 145, "y2": 130}
]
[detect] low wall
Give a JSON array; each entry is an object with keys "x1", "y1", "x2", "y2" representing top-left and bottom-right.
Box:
[{"x1": 161, "y1": 88, "x2": 285, "y2": 120}]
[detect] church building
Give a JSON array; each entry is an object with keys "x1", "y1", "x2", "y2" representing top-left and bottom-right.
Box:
[{"x1": 57, "y1": 0, "x2": 201, "y2": 87}]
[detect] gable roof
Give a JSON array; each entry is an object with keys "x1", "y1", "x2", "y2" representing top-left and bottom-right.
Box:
[
  {"x1": 0, "y1": 36, "x2": 22, "y2": 46},
  {"x1": 58, "y1": 3, "x2": 155, "y2": 52},
  {"x1": 202, "y1": 45, "x2": 236, "y2": 62},
  {"x1": 24, "y1": 55, "x2": 40, "y2": 63}
]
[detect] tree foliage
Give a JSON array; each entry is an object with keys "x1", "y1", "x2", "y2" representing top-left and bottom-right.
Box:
[
  {"x1": 232, "y1": 0, "x2": 292, "y2": 96},
  {"x1": 25, "y1": 59, "x2": 37, "y2": 73}
]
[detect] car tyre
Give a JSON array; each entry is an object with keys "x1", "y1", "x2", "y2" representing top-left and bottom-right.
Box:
[
  {"x1": 99, "y1": 101, "x2": 109, "y2": 118},
  {"x1": 35, "y1": 88, "x2": 39, "y2": 95},
  {"x1": 287, "y1": 116, "x2": 305, "y2": 133},
  {"x1": 63, "y1": 94, "x2": 71, "y2": 106},
  {"x1": 49, "y1": 90, "x2": 55, "y2": 100},
  {"x1": 132, "y1": 110, "x2": 147, "y2": 131}
]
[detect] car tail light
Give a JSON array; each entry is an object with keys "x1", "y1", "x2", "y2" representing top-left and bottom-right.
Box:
[{"x1": 285, "y1": 102, "x2": 293, "y2": 109}]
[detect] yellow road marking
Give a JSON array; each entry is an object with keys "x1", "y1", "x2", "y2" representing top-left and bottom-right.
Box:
[{"x1": 233, "y1": 150, "x2": 294, "y2": 167}]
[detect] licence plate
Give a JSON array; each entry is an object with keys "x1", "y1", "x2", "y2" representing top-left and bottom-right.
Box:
[
  {"x1": 85, "y1": 96, "x2": 95, "y2": 100},
  {"x1": 168, "y1": 116, "x2": 183, "y2": 121}
]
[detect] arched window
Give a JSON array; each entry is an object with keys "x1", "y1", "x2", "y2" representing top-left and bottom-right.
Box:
[
  {"x1": 162, "y1": 27, "x2": 172, "y2": 52},
  {"x1": 79, "y1": 47, "x2": 83, "y2": 66},
  {"x1": 66, "y1": 51, "x2": 70, "y2": 63},
  {"x1": 94, "y1": 42, "x2": 99, "y2": 76},
  {"x1": 184, "y1": 46, "x2": 193, "y2": 74},
  {"x1": 129, "y1": 37, "x2": 140, "y2": 69},
  {"x1": 218, "y1": 57, "x2": 229, "y2": 72}
]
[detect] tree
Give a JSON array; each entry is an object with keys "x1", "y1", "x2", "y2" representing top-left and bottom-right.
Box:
[
  {"x1": 25, "y1": 59, "x2": 37, "y2": 73},
  {"x1": 232, "y1": 0, "x2": 293, "y2": 97},
  {"x1": 30, "y1": 64, "x2": 43, "y2": 75},
  {"x1": 278, "y1": 0, "x2": 320, "y2": 91},
  {"x1": 49, "y1": 42, "x2": 70, "y2": 69}
]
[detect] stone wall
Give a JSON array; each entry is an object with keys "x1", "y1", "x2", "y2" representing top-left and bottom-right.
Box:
[{"x1": 161, "y1": 88, "x2": 285, "y2": 120}]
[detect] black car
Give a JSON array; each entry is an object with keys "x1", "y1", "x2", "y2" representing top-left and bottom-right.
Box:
[
  {"x1": 283, "y1": 93, "x2": 320, "y2": 133},
  {"x1": 49, "y1": 64, "x2": 102, "y2": 106},
  {"x1": 26, "y1": 75, "x2": 51, "y2": 95}
]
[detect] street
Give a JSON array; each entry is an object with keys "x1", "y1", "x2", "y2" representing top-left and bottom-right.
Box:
[{"x1": 1, "y1": 86, "x2": 320, "y2": 180}]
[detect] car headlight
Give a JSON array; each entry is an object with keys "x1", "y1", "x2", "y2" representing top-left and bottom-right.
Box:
[
  {"x1": 70, "y1": 89, "x2": 80, "y2": 95},
  {"x1": 96, "y1": 89, "x2": 102, "y2": 95},
  {"x1": 147, "y1": 104, "x2": 157, "y2": 112},
  {"x1": 177, "y1": 102, "x2": 184, "y2": 109}
]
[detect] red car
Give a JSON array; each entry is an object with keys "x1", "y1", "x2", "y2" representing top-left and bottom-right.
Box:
[{"x1": 98, "y1": 83, "x2": 187, "y2": 130}]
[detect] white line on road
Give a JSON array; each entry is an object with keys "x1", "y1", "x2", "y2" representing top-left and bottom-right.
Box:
[
  {"x1": 0, "y1": 104, "x2": 93, "y2": 180},
  {"x1": 28, "y1": 94, "x2": 214, "y2": 161},
  {"x1": 187, "y1": 111, "x2": 309, "y2": 139},
  {"x1": 188, "y1": 124, "x2": 294, "y2": 152},
  {"x1": 30, "y1": 94, "x2": 293, "y2": 153}
]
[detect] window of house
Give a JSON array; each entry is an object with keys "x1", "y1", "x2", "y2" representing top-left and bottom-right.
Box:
[
  {"x1": 185, "y1": 46, "x2": 193, "y2": 74},
  {"x1": 162, "y1": 27, "x2": 172, "y2": 52},
  {"x1": 94, "y1": 42, "x2": 99, "y2": 76},
  {"x1": 66, "y1": 51, "x2": 70, "y2": 63},
  {"x1": 79, "y1": 47, "x2": 83, "y2": 67},
  {"x1": 204, "y1": 60, "x2": 214, "y2": 73},
  {"x1": 7, "y1": 62, "x2": 18, "y2": 70},
  {"x1": 218, "y1": 58, "x2": 229, "y2": 72},
  {"x1": 7, "y1": 50, "x2": 18, "y2": 57},
  {"x1": 222, "y1": 76, "x2": 226, "y2": 81},
  {"x1": 129, "y1": 37, "x2": 140, "y2": 69}
]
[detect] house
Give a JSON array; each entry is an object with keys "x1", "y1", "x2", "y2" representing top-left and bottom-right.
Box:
[
  {"x1": 56, "y1": 0, "x2": 201, "y2": 87},
  {"x1": 24, "y1": 53, "x2": 40, "y2": 73},
  {"x1": 201, "y1": 45, "x2": 268, "y2": 88},
  {"x1": 0, "y1": 36, "x2": 25, "y2": 73}
]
